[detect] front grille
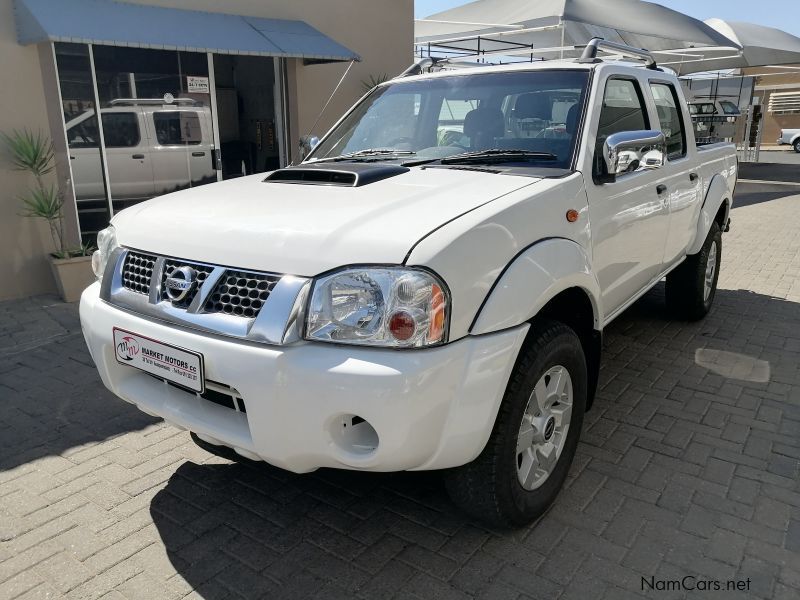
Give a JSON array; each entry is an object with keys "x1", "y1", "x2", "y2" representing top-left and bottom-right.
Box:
[
  {"x1": 115, "y1": 249, "x2": 288, "y2": 326},
  {"x1": 204, "y1": 270, "x2": 280, "y2": 318},
  {"x1": 160, "y1": 259, "x2": 215, "y2": 308},
  {"x1": 122, "y1": 251, "x2": 156, "y2": 295}
]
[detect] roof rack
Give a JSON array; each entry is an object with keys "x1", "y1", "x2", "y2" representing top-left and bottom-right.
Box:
[
  {"x1": 108, "y1": 98, "x2": 200, "y2": 106},
  {"x1": 401, "y1": 37, "x2": 660, "y2": 76},
  {"x1": 578, "y1": 38, "x2": 658, "y2": 69}
]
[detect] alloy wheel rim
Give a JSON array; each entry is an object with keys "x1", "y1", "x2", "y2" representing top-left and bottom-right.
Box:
[
  {"x1": 704, "y1": 241, "x2": 717, "y2": 302},
  {"x1": 516, "y1": 365, "x2": 573, "y2": 491}
]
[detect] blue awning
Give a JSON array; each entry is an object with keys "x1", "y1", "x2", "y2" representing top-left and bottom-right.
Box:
[{"x1": 14, "y1": 0, "x2": 360, "y2": 62}]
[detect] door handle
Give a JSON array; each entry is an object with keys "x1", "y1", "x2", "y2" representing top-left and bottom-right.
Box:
[
  {"x1": 656, "y1": 184, "x2": 668, "y2": 195},
  {"x1": 689, "y1": 172, "x2": 699, "y2": 182},
  {"x1": 192, "y1": 151, "x2": 206, "y2": 157},
  {"x1": 131, "y1": 154, "x2": 145, "y2": 159},
  {"x1": 69, "y1": 155, "x2": 75, "y2": 160}
]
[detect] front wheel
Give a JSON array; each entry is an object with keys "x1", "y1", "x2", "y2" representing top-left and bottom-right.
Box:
[
  {"x1": 794, "y1": 139, "x2": 800, "y2": 153},
  {"x1": 445, "y1": 320, "x2": 587, "y2": 528},
  {"x1": 666, "y1": 221, "x2": 722, "y2": 321}
]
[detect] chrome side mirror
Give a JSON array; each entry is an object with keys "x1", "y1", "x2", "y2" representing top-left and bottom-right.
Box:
[{"x1": 597, "y1": 130, "x2": 666, "y2": 183}]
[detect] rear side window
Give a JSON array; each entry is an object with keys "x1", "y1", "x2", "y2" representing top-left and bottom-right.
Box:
[
  {"x1": 67, "y1": 115, "x2": 99, "y2": 149},
  {"x1": 101, "y1": 112, "x2": 140, "y2": 148},
  {"x1": 154, "y1": 112, "x2": 202, "y2": 145},
  {"x1": 650, "y1": 83, "x2": 686, "y2": 159},
  {"x1": 597, "y1": 78, "x2": 649, "y2": 140}
]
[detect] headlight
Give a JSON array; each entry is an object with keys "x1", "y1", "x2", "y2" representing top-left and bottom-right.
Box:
[
  {"x1": 305, "y1": 267, "x2": 449, "y2": 348},
  {"x1": 91, "y1": 226, "x2": 118, "y2": 281}
]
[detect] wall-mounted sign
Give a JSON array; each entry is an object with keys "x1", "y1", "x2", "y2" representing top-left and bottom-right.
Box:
[{"x1": 187, "y1": 76, "x2": 210, "y2": 94}]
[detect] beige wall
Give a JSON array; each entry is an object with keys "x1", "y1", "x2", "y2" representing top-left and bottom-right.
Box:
[
  {"x1": 0, "y1": 0, "x2": 413, "y2": 300},
  {"x1": 0, "y1": 0, "x2": 59, "y2": 299},
  {"x1": 745, "y1": 65, "x2": 800, "y2": 145}
]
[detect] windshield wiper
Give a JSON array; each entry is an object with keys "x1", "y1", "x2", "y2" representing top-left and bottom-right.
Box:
[
  {"x1": 439, "y1": 149, "x2": 558, "y2": 165},
  {"x1": 315, "y1": 149, "x2": 416, "y2": 162}
]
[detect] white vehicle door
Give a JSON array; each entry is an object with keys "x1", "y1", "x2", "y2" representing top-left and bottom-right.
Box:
[
  {"x1": 149, "y1": 109, "x2": 214, "y2": 195},
  {"x1": 583, "y1": 75, "x2": 671, "y2": 317},
  {"x1": 647, "y1": 80, "x2": 702, "y2": 268},
  {"x1": 101, "y1": 109, "x2": 155, "y2": 201},
  {"x1": 66, "y1": 112, "x2": 105, "y2": 201}
]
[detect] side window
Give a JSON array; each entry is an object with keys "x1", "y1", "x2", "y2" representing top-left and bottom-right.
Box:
[
  {"x1": 650, "y1": 83, "x2": 686, "y2": 159},
  {"x1": 101, "y1": 113, "x2": 140, "y2": 148},
  {"x1": 598, "y1": 78, "x2": 649, "y2": 140},
  {"x1": 154, "y1": 111, "x2": 202, "y2": 146},
  {"x1": 67, "y1": 115, "x2": 99, "y2": 149}
]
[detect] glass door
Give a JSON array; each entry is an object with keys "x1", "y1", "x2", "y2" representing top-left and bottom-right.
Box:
[
  {"x1": 212, "y1": 55, "x2": 282, "y2": 179},
  {"x1": 54, "y1": 45, "x2": 286, "y2": 245},
  {"x1": 91, "y1": 46, "x2": 217, "y2": 213},
  {"x1": 55, "y1": 43, "x2": 109, "y2": 246}
]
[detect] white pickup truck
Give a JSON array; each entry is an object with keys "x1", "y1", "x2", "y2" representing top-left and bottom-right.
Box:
[
  {"x1": 777, "y1": 128, "x2": 800, "y2": 152},
  {"x1": 81, "y1": 40, "x2": 737, "y2": 527}
]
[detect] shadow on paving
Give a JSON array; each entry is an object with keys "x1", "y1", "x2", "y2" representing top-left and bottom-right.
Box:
[
  {"x1": 0, "y1": 296, "x2": 159, "y2": 472},
  {"x1": 739, "y1": 161, "x2": 800, "y2": 184},
  {"x1": 733, "y1": 185, "x2": 800, "y2": 209},
  {"x1": 149, "y1": 284, "x2": 800, "y2": 599}
]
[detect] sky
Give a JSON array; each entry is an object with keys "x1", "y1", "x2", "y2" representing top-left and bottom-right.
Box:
[{"x1": 414, "y1": 0, "x2": 800, "y2": 37}]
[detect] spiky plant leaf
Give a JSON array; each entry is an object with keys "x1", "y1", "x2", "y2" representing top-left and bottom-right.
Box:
[
  {"x1": 19, "y1": 184, "x2": 63, "y2": 220},
  {"x1": 1, "y1": 129, "x2": 55, "y2": 177}
]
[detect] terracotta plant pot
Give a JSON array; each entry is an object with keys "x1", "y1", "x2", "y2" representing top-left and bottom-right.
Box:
[{"x1": 49, "y1": 255, "x2": 94, "y2": 302}]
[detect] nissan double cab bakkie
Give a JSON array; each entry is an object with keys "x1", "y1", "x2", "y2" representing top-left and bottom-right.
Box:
[{"x1": 81, "y1": 40, "x2": 737, "y2": 527}]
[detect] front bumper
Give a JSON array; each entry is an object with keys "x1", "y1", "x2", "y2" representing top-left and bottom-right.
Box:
[{"x1": 80, "y1": 283, "x2": 527, "y2": 473}]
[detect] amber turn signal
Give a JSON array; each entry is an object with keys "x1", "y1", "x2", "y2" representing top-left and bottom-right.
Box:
[{"x1": 566, "y1": 209, "x2": 579, "y2": 223}]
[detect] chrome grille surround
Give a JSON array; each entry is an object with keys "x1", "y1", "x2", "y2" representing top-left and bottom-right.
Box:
[{"x1": 102, "y1": 247, "x2": 310, "y2": 346}]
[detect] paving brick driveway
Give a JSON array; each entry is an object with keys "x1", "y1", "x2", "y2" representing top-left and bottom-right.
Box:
[{"x1": 1, "y1": 183, "x2": 800, "y2": 600}]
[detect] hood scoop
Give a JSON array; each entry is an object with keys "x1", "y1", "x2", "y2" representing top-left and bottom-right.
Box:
[{"x1": 264, "y1": 162, "x2": 409, "y2": 187}]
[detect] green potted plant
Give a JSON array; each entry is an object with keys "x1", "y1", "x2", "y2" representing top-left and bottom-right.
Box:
[{"x1": 2, "y1": 129, "x2": 95, "y2": 302}]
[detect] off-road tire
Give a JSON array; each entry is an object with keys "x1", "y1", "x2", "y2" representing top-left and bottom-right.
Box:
[
  {"x1": 444, "y1": 319, "x2": 587, "y2": 528},
  {"x1": 666, "y1": 221, "x2": 722, "y2": 321}
]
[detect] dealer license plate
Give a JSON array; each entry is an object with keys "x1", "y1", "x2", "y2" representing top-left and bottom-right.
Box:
[{"x1": 113, "y1": 327, "x2": 204, "y2": 393}]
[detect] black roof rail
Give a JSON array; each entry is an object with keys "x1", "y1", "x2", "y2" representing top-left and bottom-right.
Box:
[
  {"x1": 578, "y1": 37, "x2": 658, "y2": 70},
  {"x1": 396, "y1": 57, "x2": 442, "y2": 78}
]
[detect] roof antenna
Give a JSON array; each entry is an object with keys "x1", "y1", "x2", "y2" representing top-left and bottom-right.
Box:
[{"x1": 299, "y1": 59, "x2": 357, "y2": 160}]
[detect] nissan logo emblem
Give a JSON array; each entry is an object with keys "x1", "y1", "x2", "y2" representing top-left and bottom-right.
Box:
[{"x1": 165, "y1": 266, "x2": 197, "y2": 302}]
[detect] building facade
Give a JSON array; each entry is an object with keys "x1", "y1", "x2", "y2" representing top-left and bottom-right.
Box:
[
  {"x1": 0, "y1": 0, "x2": 413, "y2": 300},
  {"x1": 746, "y1": 65, "x2": 800, "y2": 145}
]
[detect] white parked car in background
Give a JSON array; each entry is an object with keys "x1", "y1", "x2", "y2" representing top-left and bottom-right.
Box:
[
  {"x1": 66, "y1": 98, "x2": 216, "y2": 201},
  {"x1": 777, "y1": 128, "x2": 800, "y2": 152},
  {"x1": 81, "y1": 40, "x2": 737, "y2": 527}
]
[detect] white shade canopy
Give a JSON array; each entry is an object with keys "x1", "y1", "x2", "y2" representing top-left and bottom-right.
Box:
[
  {"x1": 657, "y1": 20, "x2": 800, "y2": 74},
  {"x1": 416, "y1": 0, "x2": 739, "y2": 60},
  {"x1": 710, "y1": 19, "x2": 800, "y2": 66}
]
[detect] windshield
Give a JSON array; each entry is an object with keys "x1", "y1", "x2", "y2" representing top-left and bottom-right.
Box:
[{"x1": 309, "y1": 70, "x2": 590, "y2": 169}]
